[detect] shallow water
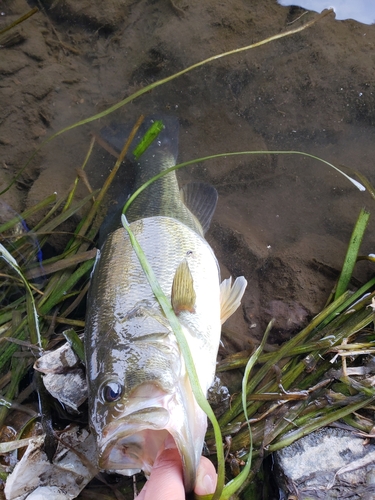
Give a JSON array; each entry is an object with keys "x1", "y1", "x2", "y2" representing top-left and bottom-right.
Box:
[
  {"x1": 2, "y1": 0, "x2": 375, "y2": 378},
  {"x1": 2, "y1": 0, "x2": 375, "y2": 497}
]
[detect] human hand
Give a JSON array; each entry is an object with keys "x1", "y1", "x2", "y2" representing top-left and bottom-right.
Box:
[{"x1": 135, "y1": 448, "x2": 217, "y2": 500}]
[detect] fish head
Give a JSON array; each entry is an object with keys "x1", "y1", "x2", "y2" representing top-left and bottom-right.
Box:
[{"x1": 86, "y1": 322, "x2": 207, "y2": 492}]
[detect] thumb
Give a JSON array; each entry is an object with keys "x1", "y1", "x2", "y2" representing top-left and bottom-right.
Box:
[{"x1": 194, "y1": 456, "x2": 217, "y2": 498}]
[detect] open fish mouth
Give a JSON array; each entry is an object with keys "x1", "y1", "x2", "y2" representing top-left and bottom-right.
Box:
[{"x1": 98, "y1": 407, "x2": 197, "y2": 490}]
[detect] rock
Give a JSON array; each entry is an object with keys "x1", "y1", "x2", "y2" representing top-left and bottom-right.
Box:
[{"x1": 275, "y1": 427, "x2": 375, "y2": 499}]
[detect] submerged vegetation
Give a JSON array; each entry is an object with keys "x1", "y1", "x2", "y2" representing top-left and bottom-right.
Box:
[{"x1": 1, "y1": 8, "x2": 375, "y2": 499}]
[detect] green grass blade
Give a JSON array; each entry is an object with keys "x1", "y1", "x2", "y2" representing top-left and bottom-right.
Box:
[
  {"x1": 73, "y1": 115, "x2": 144, "y2": 252},
  {"x1": 0, "y1": 194, "x2": 57, "y2": 234},
  {"x1": 38, "y1": 258, "x2": 95, "y2": 315},
  {"x1": 63, "y1": 136, "x2": 96, "y2": 212},
  {"x1": 334, "y1": 208, "x2": 370, "y2": 300},
  {"x1": 63, "y1": 329, "x2": 85, "y2": 364},
  {"x1": 25, "y1": 248, "x2": 97, "y2": 280},
  {"x1": 123, "y1": 150, "x2": 364, "y2": 215},
  {"x1": 0, "y1": 244, "x2": 42, "y2": 351},
  {"x1": 219, "y1": 291, "x2": 351, "y2": 427},
  {"x1": 0, "y1": 358, "x2": 29, "y2": 427},
  {"x1": 133, "y1": 120, "x2": 164, "y2": 159},
  {"x1": 38, "y1": 190, "x2": 99, "y2": 235},
  {"x1": 268, "y1": 394, "x2": 375, "y2": 452},
  {"x1": 219, "y1": 321, "x2": 273, "y2": 499},
  {"x1": 121, "y1": 214, "x2": 225, "y2": 500}
]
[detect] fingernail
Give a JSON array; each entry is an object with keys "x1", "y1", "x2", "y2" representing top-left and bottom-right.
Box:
[{"x1": 202, "y1": 474, "x2": 215, "y2": 494}]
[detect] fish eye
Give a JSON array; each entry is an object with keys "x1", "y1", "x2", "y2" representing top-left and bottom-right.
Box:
[{"x1": 101, "y1": 381, "x2": 123, "y2": 403}]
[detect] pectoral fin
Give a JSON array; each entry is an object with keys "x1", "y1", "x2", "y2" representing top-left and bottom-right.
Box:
[
  {"x1": 220, "y1": 276, "x2": 247, "y2": 324},
  {"x1": 171, "y1": 260, "x2": 196, "y2": 315}
]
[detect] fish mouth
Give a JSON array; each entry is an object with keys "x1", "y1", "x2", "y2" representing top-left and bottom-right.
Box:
[{"x1": 98, "y1": 407, "x2": 197, "y2": 491}]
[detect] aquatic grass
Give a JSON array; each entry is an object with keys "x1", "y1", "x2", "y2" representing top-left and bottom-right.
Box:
[
  {"x1": 0, "y1": 244, "x2": 42, "y2": 351},
  {"x1": 0, "y1": 193, "x2": 57, "y2": 235},
  {"x1": 25, "y1": 248, "x2": 97, "y2": 280},
  {"x1": 0, "y1": 358, "x2": 30, "y2": 427},
  {"x1": 63, "y1": 136, "x2": 96, "y2": 213},
  {"x1": 339, "y1": 162, "x2": 375, "y2": 202},
  {"x1": 214, "y1": 276, "x2": 375, "y2": 476},
  {"x1": 63, "y1": 329, "x2": 85, "y2": 363},
  {"x1": 0, "y1": 436, "x2": 34, "y2": 454},
  {"x1": 217, "y1": 291, "x2": 352, "y2": 428},
  {"x1": 24, "y1": 117, "x2": 143, "y2": 326},
  {"x1": 268, "y1": 393, "x2": 375, "y2": 452},
  {"x1": 132, "y1": 119, "x2": 164, "y2": 159},
  {"x1": 37, "y1": 258, "x2": 95, "y2": 314},
  {"x1": 334, "y1": 207, "x2": 370, "y2": 300},
  {"x1": 35, "y1": 190, "x2": 99, "y2": 237},
  {"x1": 0, "y1": 129, "x2": 136, "y2": 437},
  {"x1": 0, "y1": 7, "x2": 38, "y2": 36},
  {"x1": 215, "y1": 321, "x2": 273, "y2": 500}
]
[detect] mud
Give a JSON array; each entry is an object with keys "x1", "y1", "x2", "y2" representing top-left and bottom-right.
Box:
[{"x1": 1, "y1": 1, "x2": 375, "y2": 358}]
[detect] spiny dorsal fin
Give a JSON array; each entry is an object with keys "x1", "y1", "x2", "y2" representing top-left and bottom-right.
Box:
[
  {"x1": 180, "y1": 182, "x2": 218, "y2": 234},
  {"x1": 171, "y1": 259, "x2": 196, "y2": 315},
  {"x1": 220, "y1": 276, "x2": 247, "y2": 324}
]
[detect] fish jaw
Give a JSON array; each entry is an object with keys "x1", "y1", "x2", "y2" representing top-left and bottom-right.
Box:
[
  {"x1": 95, "y1": 383, "x2": 206, "y2": 492},
  {"x1": 98, "y1": 410, "x2": 171, "y2": 476}
]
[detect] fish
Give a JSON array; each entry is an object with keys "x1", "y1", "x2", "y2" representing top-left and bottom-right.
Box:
[{"x1": 84, "y1": 116, "x2": 247, "y2": 492}]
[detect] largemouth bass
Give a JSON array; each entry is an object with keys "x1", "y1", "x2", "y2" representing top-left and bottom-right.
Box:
[{"x1": 85, "y1": 116, "x2": 247, "y2": 491}]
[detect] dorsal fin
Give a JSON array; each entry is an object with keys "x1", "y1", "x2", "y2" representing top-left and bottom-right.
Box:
[
  {"x1": 171, "y1": 259, "x2": 196, "y2": 315},
  {"x1": 220, "y1": 276, "x2": 247, "y2": 324},
  {"x1": 180, "y1": 182, "x2": 218, "y2": 234}
]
